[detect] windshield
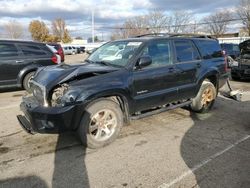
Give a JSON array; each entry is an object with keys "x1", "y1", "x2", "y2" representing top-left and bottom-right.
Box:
[{"x1": 88, "y1": 41, "x2": 142, "y2": 67}]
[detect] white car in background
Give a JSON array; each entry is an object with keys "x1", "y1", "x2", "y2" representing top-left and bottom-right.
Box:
[{"x1": 63, "y1": 46, "x2": 76, "y2": 55}]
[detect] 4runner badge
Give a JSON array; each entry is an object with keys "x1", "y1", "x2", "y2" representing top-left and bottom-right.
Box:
[{"x1": 137, "y1": 90, "x2": 148, "y2": 94}]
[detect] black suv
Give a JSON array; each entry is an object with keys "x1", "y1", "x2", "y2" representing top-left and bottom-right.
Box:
[
  {"x1": 231, "y1": 40, "x2": 250, "y2": 80},
  {"x1": 17, "y1": 34, "x2": 228, "y2": 148},
  {"x1": 220, "y1": 43, "x2": 240, "y2": 60},
  {"x1": 0, "y1": 40, "x2": 59, "y2": 92}
]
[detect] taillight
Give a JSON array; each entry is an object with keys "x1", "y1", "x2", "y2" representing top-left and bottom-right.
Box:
[
  {"x1": 222, "y1": 51, "x2": 229, "y2": 72},
  {"x1": 58, "y1": 47, "x2": 63, "y2": 55},
  {"x1": 51, "y1": 54, "x2": 58, "y2": 64}
]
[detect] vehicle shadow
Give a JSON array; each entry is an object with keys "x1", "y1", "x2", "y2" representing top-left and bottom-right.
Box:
[
  {"x1": 180, "y1": 97, "x2": 250, "y2": 187},
  {"x1": 52, "y1": 121, "x2": 90, "y2": 187},
  {"x1": 0, "y1": 87, "x2": 23, "y2": 93},
  {"x1": 0, "y1": 176, "x2": 48, "y2": 188}
]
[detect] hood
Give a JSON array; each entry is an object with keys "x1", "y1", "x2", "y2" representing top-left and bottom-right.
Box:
[{"x1": 33, "y1": 63, "x2": 119, "y2": 90}]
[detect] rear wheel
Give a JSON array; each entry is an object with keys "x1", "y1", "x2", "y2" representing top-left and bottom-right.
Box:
[
  {"x1": 23, "y1": 71, "x2": 35, "y2": 93},
  {"x1": 190, "y1": 81, "x2": 216, "y2": 113},
  {"x1": 77, "y1": 99, "x2": 123, "y2": 148}
]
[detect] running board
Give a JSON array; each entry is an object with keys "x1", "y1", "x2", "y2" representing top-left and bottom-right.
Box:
[{"x1": 131, "y1": 100, "x2": 192, "y2": 120}]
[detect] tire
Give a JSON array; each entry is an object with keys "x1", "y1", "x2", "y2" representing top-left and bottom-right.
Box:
[
  {"x1": 190, "y1": 81, "x2": 216, "y2": 113},
  {"x1": 23, "y1": 71, "x2": 35, "y2": 93},
  {"x1": 77, "y1": 99, "x2": 123, "y2": 148}
]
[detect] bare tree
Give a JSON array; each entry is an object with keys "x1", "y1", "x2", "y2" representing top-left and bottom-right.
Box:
[
  {"x1": 170, "y1": 11, "x2": 193, "y2": 33},
  {"x1": 111, "y1": 15, "x2": 148, "y2": 39},
  {"x1": 237, "y1": 0, "x2": 250, "y2": 36},
  {"x1": 4, "y1": 20, "x2": 23, "y2": 39},
  {"x1": 52, "y1": 18, "x2": 72, "y2": 42},
  {"x1": 110, "y1": 10, "x2": 193, "y2": 40},
  {"x1": 202, "y1": 11, "x2": 231, "y2": 37},
  {"x1": 146, "y1": 10, "x2": 170, "y2": 33}
]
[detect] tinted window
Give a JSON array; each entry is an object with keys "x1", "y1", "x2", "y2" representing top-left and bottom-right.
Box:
[
  {"x1": 49, "y1": 44, "x2": 60, "y2": 50},
  {"x1": 142, "y1": 40, "x2": 172, "y2": 68},
  {"x1": 174, "y1": 40, "x2": 200, "y2": 62},
  {"x1": 0, "y1": 43, "x2": 19, "y2": 58},
  {"x1": 19, "y1": 44, "x2": 47, "y2": 56},
  {"x1": 195, "y1": 40, "x2": 223, "y2": 59}
]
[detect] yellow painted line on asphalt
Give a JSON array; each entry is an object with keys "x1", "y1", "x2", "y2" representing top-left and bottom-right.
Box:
[{"x1": 158, "y1": 134, "x2": 250, "y2": 188}]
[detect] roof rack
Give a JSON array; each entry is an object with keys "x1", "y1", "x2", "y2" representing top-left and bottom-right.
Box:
[
  {"x1": 132, "y1": 33, "x2": 170, "y2": 38},
  {"x1": 169, "y1": 33, "x2": 216, "y2": 39},
  {"x1": 131, "y1": 33, "x2": 216, "y2": 39}
]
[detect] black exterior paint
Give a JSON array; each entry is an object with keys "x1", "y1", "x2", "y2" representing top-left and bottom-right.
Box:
[
  {"x1": 0, "y1": 40, "x2": 56, "y2": 88},
  {"x1": 17, "y1": 37, "x2": 229, "y2": 134}
]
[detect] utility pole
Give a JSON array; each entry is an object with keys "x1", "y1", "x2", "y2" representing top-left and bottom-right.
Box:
[{"x1": 92, "y1": 9, "x2": 94, "y2": 43}]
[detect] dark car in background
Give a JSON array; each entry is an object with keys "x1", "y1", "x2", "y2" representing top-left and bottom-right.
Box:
[
  {"x1": 231, "y1": 39, "x2": 250, "y2": 80},
  {"x1": 0, "y1": 40, "x2": 59, "y2": 92},
  {"x1": 220, "y1": 43, "x2": 240, "y2": 60},
  {"x1": 17, "y1": 34, "x2": 228, "y2": 148},
  {"x1": 47, "y1": 43, "x2": 64, "y2": 62}
]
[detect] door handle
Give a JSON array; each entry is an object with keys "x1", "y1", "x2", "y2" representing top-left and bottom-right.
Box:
[
  {"x1": 168, "y1": 67, "x2": 175, "y2": 72},
  {"x1": 16, "y1": 60, "x2": 24, "y2": 63},
  {"x1": 196, "y1": 63, "x2": 201, "y2": 68}
]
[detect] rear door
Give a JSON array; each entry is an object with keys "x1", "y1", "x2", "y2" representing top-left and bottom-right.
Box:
[
  {"x1": 132, "y1": 39, "x2": 179, "y2": 112},
  {"x1": 16, "y1": 43, "x2": 53, "y2": 67},
  {"x1": 0, "y1": 42, "x2": 22, "y2": 86},
  {"x1": 173, "y1": 39, "x2": 202, "y2": 99}
]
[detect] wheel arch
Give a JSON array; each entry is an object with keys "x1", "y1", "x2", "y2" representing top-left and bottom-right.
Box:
[
  {"x1": 83, "y1": 91, "x2": 132, "y2": 125},
  {"x1": 17, "y1": 64, "x2": 40, "y2": 88},
  {"x1": 197, "y1": 69, "x2": 220, "y2": 94}
]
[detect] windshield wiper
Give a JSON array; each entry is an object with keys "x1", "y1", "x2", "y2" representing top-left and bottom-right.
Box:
[
  {"x1": 85, "y1": 59, "x2": 94, "y2": 64},
  {"x1": 95, "y1": 61, "x2": 111, "y2": 66}
]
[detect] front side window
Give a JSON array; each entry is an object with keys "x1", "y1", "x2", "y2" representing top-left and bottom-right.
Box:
[
  {"x1": 88, "y1": 41, "x2": 142, "y2": 67},
  {"x1": 141, "y1": 40, "x2": 172, "y2": 68},
  {"x1": 174, "y1": 40, "x2": 200, "y2": 62},
  {"x1": 0, "y1": 43, "x2": 19, "y2": 58}
]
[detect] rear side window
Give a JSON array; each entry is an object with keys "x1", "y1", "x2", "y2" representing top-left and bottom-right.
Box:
[
  {"x1": 195, "y1": 40, "x2": 223, "y2": 59},
  {"x1": 0, "y1": 43, "x2": 19, "y2": 58},
  {"x1": 174, "y1": 40, "x2": 200, "y2": 62},
  {"x1": 18, "y1": 44, "x2": 47, "y2": 56}
]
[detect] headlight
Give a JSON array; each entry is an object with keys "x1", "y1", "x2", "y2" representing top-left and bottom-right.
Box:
[{"x1": 51, "y1": 84, "x2": 69, "y2": 107}]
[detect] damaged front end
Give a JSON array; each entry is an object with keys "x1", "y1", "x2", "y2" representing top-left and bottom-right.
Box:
[{"x1": 17, "y1": 63, "x2": 119, "y2": 134}]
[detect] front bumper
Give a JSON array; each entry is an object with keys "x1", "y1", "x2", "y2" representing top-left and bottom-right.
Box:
[{"x1": 17, "y1": 96, "x2": 84, "y2": 134}]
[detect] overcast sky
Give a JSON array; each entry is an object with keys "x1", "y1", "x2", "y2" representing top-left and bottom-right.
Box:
[{"x1": 0, "y1": 0, "x2": 240, "y2": 39}]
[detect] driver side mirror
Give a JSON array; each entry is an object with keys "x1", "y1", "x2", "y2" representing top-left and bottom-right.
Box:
[{"x1": 136, "y1": 55, "x2": 152, "y2": 69}]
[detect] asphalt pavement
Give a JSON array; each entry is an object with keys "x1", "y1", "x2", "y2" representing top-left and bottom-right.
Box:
[{"x1": 0, "y1": 55, "x2": 249, "y2": 188}]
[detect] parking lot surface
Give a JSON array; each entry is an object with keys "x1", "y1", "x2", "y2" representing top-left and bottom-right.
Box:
[{"x1": 0, "y1": 54, "x2": 250, "y2": 188}]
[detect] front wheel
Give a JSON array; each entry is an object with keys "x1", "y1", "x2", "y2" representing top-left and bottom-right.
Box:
[
  {"x1": 23, "y1": 71, "x2": 35, "y2": 93},
  {"x1": 190, "y1": 81, "x2": 216, "y2": 113},
  {"x1": 77, "y1": 99, "x2": 123, "y2": 148}
]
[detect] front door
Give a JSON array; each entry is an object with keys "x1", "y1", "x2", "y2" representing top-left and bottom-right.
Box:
[
  {"x1": 0, "y1": 43, "x2": 21, "y2": 87},
  {"x1": 132, "y1": 40, "x2": 178, "y2": 112}
]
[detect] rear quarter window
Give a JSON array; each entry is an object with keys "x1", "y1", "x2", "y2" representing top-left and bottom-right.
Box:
[
  {"x1": 195, "y1": 40, "x2": 223, "y2": 59},
  {"x1": 18, "y1": 44, "x2": 47, "y2": 56}
]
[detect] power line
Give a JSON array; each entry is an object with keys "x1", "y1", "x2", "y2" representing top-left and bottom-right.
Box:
[{"x1": 66, "y1": 17, "x2": 247, "y2": 33}]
